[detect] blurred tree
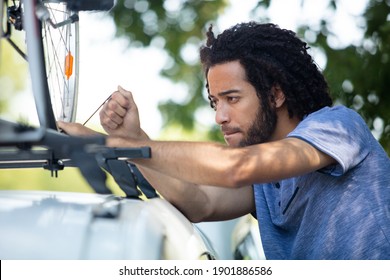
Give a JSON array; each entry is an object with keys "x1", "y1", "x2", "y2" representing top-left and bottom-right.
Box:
[
  {"x1": 0, "y1": 33, "x2": 28, "y2": 114},
  {"x1": 109, "y1": 0, "x2": 390, "y2": 153},
  {"x1": 292, "y1": 0, "x2": 390, "y2": 153}
]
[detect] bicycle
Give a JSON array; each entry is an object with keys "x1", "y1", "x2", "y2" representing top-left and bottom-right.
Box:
[
  {"x1": 2, "y1": 0, "x2": 115, "y2": 127},
  {"x1": 0, "y1": 0, "x2": 156, "y2": 195}
]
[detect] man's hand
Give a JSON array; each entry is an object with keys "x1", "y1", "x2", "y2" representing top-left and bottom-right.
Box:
[
  {"x1": 57, "y1": 121, "x2": 101, "y2": 136},
  {"x1": 99, "y1": 86, "x2": 148, "y2": 140}
]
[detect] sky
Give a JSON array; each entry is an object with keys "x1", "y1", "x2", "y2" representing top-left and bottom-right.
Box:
[{"x1": 7, "y1": 0, "x2": 369, "y2": 138}]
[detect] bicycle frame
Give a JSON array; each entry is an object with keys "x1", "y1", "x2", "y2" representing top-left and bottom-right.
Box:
[
  {"x1": 1, "y1": 0, "x2": 56, "y2": 144},
  {"x1": 25, "y1": 0, "x2": 58, "y2": 131}
]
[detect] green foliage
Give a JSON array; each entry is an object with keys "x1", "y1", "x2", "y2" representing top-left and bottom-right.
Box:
[
  {"x1": 0, "y1": 167, "x2": 127, "y2": 195},
  {"x1": 296, "y1": 0, "x2": 390, "y2": 153},
  {"x1": 0, "y1": 168, "x2": 92, "y2": 192},
  {"x1": 0, "y1": 34, "x2": 28, "y2": 114}
]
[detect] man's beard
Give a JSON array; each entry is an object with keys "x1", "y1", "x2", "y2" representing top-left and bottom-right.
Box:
[{"x1": 239, "y1": 107, "x2": 277, "y2": 147}]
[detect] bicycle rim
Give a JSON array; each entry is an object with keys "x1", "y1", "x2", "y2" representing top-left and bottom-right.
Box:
[{"x1": 41, "y1": 3, "x2": 79, "y2": 122}]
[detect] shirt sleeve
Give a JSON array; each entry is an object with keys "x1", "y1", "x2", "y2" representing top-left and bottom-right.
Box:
[{"x1": 287, "y1": 106, "x2": 371, "y2": 176}]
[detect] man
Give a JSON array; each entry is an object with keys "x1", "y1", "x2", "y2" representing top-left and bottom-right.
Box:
[{"x1": 59, "y1": 22, "x2": 390, "y2": 259}]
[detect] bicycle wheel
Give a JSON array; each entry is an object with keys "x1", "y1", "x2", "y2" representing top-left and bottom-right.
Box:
[{"x1": 41, "y1": 2, "x2": 79, "y2": 123}]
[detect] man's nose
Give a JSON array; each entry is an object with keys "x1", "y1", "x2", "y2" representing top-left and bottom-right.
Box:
[{"x1": 215, "y1": 104, "x2": 230, "y2": 125}]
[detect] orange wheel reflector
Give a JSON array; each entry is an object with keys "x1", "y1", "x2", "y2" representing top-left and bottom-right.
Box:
[{"x1": 65, "y1": 52, "x2": 74, "y2": 80}]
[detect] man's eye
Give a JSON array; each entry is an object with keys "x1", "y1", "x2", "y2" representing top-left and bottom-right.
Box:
[{"x1": 227, "y1": 96, "x2": 239, "y2": 103}]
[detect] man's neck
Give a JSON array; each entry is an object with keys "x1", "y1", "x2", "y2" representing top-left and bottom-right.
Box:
[{"x1": 270, "y1": 106, "x2": 300, "y2": 141}]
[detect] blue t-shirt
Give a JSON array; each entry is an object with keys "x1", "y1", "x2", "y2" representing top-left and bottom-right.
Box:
[{"x1": 253, "y1": 105, "x2": 390, "y2": 259}]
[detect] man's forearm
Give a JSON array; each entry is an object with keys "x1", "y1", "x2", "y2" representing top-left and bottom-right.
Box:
[
  {"x1": 107, "y1": 137, "x2": 243, "y2": 187},
  {"x1": 107, "y1": 136, "x2": 336, "y2": 189},
  {"x1": 134, "y1": 165, "x2": 213, "y2": 223}
]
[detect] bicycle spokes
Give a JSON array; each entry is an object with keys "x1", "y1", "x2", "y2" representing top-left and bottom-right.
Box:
[
  {"x1": 5, "y1": 0, "x2": 80, "y2": 123},
  {"x1": 39, "y1": 2, "x2": 79, "y2": 122}
]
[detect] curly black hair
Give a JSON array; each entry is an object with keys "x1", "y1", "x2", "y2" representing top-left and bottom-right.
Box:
[{"x1": 199, "y1": 22, "x2": 332, "y2": 120}]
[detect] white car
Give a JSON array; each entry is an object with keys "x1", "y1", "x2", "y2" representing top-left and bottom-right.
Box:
[{"x1": 0, "y1": 189, "x2": 217, "y2": 259}]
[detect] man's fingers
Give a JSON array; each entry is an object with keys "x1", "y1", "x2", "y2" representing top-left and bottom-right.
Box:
[
  {"x1": 57, "y1": 121, "x2": 99, "y2": 136},
  {"x1": 100, "y1": 108, "x2": 122, "y2": 129},
  {"x1": 117, "y1": 85, "x2": 137, "y2": 109},
  {"x1": 106, "y1": 97, "x2": 127, "y2": 118},
  {"x1": 118, "y1": 85, "x2": 131, "y2": 99},
  {"x1": 100, "y1": 86, "x2": 138, "y2": 125},
  {"x1": 99, "y1": 86, "x2": 140, "y2": 136},
  {"x1": 57, "y1": 120, "x2": 74, "y2": 133}
]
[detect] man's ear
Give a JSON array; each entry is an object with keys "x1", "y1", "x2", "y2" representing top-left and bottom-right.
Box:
[{"x1": 272, "y1": 85, "x2": 286, "y2": 108}]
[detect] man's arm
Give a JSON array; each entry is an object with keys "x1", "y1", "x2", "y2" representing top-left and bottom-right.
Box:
[
  {"x1": 58, "y1": 113, "x2": 254, "y2": 223},
  {"x1": 136, "y1": 165, "x2": 254, "y2": 222},
  {"x1": 106, "y1": 137, "x2": 336, "y2": 188}
]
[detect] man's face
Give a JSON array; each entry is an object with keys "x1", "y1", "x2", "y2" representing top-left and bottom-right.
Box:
[{"x1": 207, "y1": 61, "x2": 277, "y2": 147}]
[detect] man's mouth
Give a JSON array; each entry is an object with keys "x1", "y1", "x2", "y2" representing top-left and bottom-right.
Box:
[{"x1": 221, "y1": 127, "x2": 241, "y2": 136}]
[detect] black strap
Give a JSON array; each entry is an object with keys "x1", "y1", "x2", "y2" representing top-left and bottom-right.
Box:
[
  {"x1": 128, "y1": 163, "x2": 159, "y2": 199},
  {"x1": 104, "y1": 159, "x2": 141, "y2": 198}
]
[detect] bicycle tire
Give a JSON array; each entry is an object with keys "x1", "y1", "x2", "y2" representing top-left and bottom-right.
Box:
[
  {"x1": 7, "y1": 0, "x2": 112, "y2": 124},
  {"x1": 41, "y1": 0, "x2": 114, "y2": 122},
  {"x1": 41, "y1": 2, "x2": 79, "y2": 122}
]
